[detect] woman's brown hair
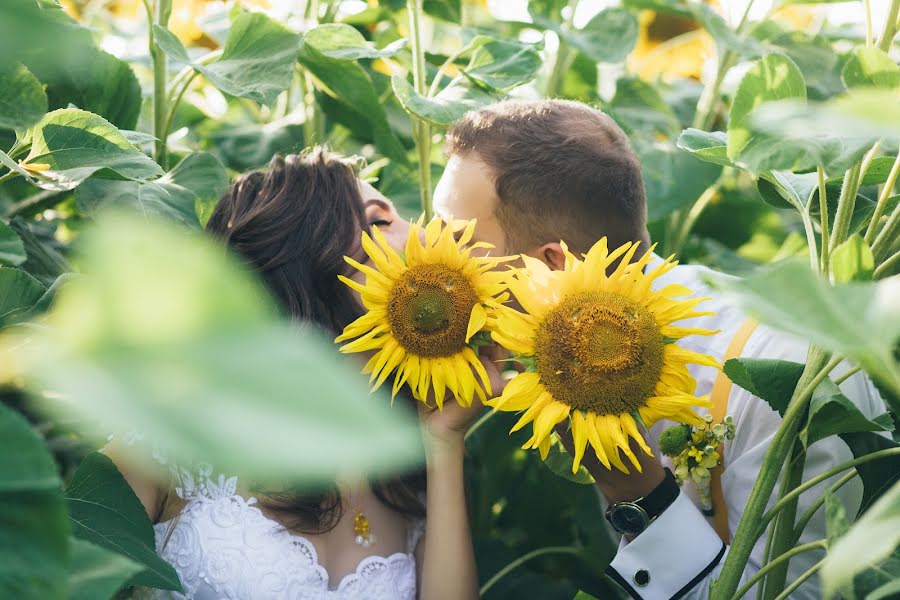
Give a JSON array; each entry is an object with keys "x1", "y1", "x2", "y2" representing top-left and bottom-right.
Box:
[{"x1": 206, "y1": 148, "x2": 425, "y2": 532}]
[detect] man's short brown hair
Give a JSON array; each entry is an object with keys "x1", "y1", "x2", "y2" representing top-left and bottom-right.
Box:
[{"x1": 445, "y1": 99, "x2": 649, "y2": 255}]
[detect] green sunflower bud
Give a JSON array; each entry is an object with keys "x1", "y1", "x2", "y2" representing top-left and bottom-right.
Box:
[{"x1": 659, "y1": 424, "x2": 693, "y2": 457}]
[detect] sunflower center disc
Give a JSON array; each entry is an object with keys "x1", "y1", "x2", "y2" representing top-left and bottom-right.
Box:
[
  {"x1": 387, "y1": 263, "x2": 479, "y2": 358},
  {"x1": 534, "y1": 291, "x2": 664, "y2": 415}
]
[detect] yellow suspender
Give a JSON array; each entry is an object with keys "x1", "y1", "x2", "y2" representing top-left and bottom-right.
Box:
[{"x1": 709, "y1": 319, "x2": 759, "y2": 545}]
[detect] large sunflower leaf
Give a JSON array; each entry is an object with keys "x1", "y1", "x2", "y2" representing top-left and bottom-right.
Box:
[
  {"x1": 65, "y1": 453, "x2": 181, "y2": 591},
  {"x1": 0, "y1": 403, "x2": 69, "y2": 600},
  {"x1": 0, "y1": 62, "x2": 47, "y2": 131},
  {"x1": 302, "y1": 24, "x2": 406, "y2": 60},
  {"x1": 299, "y1": 38, "x2": 407, "y2": 163},
  {"x1": 710, "y1": 260, "x2": 900, "y2": 402},
  {"x1": 727, "y1": 53, "x2": 807, "y2": 171},
  {"x1": 392, "y1": 75, "x2": 497, "y2": 128},
  {"x1": 799, "y1": 378, "x2": 893, "y2": 448},
  {"x1": 23, "y1": 109, "x2": 163, "y2": 192},
  {"x1": 841, "y1": 47, "x2": 900, "y2": 90},
  {"x1": 154, "y1": 12, "x2": 300, "y2": 106},
  {"x1": 66, "y1": 538, "x2": 144, "y2": 600},
  {"x1": 558, "y1": 8, "x2": 638, "y2": 64},
  {"x1": 11, "y1": 214, "x2": 423, "y2": 484},
  {"x1": 722, "y1": 358, "x2": 805, "y2": 418},
  {"x1": 0, "y1": 221, "x2": 26, "y2": 267},
  {"x1": 0, "y1": 267, "x2": 46, "y2": 329},
  {"x1": 463, "y1": 39, "x2": 542, "y2": 92}
]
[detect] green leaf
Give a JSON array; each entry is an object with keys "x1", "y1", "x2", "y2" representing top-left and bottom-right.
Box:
[
  {"x1": 750, "y1": 90, "x2": 900, "y2": 147},
  {"x1": 574, "y1": 592, "x2": 601, "y2": 600},
  {"x1": 840, "y1": 432, "x2": 900, "y2": 517},
  {"x1": 608, "y1": 77, "x2": 680, "y2": 138},
  {"x1": 560, "y1": 8, "x2": 638, "y2": 64},
  {"x1": 541, "y1": 433, "x2": 595, "y2": 485},
  {"x1": 392, "y1": 75, "x2": 497, "y2": 128},
  {"x1": 634, "y1": 138, "x2": 722, "y2": 222},
  {"x1": 711, "y1": 260, "x2": 900, "y2": 402},
  {"x1": 0, "y1": 402, "x2": 69, "y2": 600},
  {"x1": 157, "y1": 13, "x2": 300, "y2": 106},
  {"x1": 722, "y1": 358, "x2": 805, "y2": 417},
  {"x1": 676, "y1": 129, "x2": 735, "y2": 168},
  {"x1": 728, "y1": 54, "x2": 807, "y2": 169},
  {"x1": 299, "y1": 39, "x2": 407, "y2": 163},
  {"x1": 25, "y1": 48, "x2": 142, "y2": 130},
  {"x1": 151, "y1": 24, "x2": 190, "y2": 64},
  {"x1": 822, "y1": 480, "x2": 900, "y2": 598},
  {"x1": 866, "y1": 574, "x2": 900, "y2": 600},
  {"x1": 424, "y1": 0, "x2": 460, "y2": 22},
  {"x1": 65, "y1": 453, "x2": 181, "y2": 591},
  {"x1": 0, "y1": 221, "x2": 26, "y2": 266},
  {"x1": 0, "y1": 62, "x2": 47, "y2": 131},
  {"x1": 302, "y1": 24, "x2": 406, "y2": 60},
  {"x1": 24, "y1": 109, "x2": 163, "y2": 191},
  {"x1": 66, "y1": 537, "x2": 144, "y2": 600},
  {"x1": 75, "y1": 153, "x2": 226, "y2": 229},
  {"x1": 0, "y1": 267, "x2": 46, "y2": 328},
  {"x1": 842, "y1": 47, "x2": 900, "y2": 91},
  {"x1": 800, "y1": 378, "x2": 893, "y2": 448},
  {"x1": 757, "y1": 171, "x2": 818, "y2": 211},
  {"x1": 463, "y1": 39, "x2": 542, "y2": 92},
  {"x1": 831, "y1": 235, "x2": 874, "y2": 283},
  {"x1": 14, "y1": 214, "x2": 423, "y2": 484}
]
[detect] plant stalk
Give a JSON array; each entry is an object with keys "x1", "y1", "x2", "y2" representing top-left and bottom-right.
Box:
[
  {"x1": 758, "y1": 447, "x2": 900, "y2": 533},
  {"x1": 817, "y1": 166, "x2": 829, "y2": 273},
  {"x1": 772, "y1": 560, "x2": 824, "y2": 600},
  {"x1": 479, "y1": 546, "x2": 580, "y2": 596},
  {"x1": 464, "y1": 409, "x2": 495, "y2": 442},
  {"x1": 829, "y1": 162, "x2": 862, "y2": 253},
  {"x1": 762, "y1": 444, "x2": 807, "y2": 599},
  {"x1": 669, "y1": 181, "x2": 721, "y2": 256},
  {"x1": 149, "y1": 0, "x2": 173, "y2": 169},
  {"x1": 731, "y1": 541, "x2": 827, "y2": 600},
  {"x1": 872, "y1": 202, "x2": 900, "y2": 262},
  {"x1": 864, "y1": 0, "x2": 875, "y2": 47},
  {"x1": 865, "y1": 152, "x2": 900, "y2": 244},
  {"x1": 407, "y1": 0, "x2": 433, "y2": 219},
  {"x1": 791, "y1": 470, "x2": 858, "y2": 544},
  {"x1": 544, "y1": 0, "x2": 579, "y2": 98},
  {"x1": 876, "y1": 0, "x2": 900, "y2": 52},
  {"x1": 709, "y1": 350, "x2": 837, "y2": 600},
  {"x1": 874, "y1": 249, "x2": 900, "y2": 278}
]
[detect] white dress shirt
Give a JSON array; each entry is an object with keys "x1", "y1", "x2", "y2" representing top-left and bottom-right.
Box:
[{"x1": 606, "y1": 259, "x2": 886, "y2": 600}]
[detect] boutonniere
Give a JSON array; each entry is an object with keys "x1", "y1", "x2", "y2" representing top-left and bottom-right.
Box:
[{"x1": 660, "y1": 415, "x2": 735, "y2": 514}]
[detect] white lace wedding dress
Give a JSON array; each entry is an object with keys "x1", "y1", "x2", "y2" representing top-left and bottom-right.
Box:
[{"x1": 130, "y1": 440, "x2": 423, "y2": 600}]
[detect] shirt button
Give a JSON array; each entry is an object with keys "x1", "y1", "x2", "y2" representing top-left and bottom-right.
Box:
[{"x1": 633, "y1": 569, "x2": 650, "y2": 587}]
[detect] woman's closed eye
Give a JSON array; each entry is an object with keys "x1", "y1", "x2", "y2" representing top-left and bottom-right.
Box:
[{"x1": 370, "y1": 218, "x2": 393, "y2": 228}]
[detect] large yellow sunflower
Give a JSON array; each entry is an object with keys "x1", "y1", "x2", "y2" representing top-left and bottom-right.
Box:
[
  {"x1": 336, "y1": 217, "x2": 509, "y2": 409},
  {"x1": 488, "y1": 239, "x2": 719, "y2": 474}
]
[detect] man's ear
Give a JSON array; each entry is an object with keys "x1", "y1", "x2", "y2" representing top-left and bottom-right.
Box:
[{"x1": 525, "y1": 242, "x2": 567, "y2": 271}]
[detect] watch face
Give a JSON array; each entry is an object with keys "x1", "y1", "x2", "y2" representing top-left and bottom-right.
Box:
[{"x1": 609, "y1": 503, "x2": 650, "y2": 535}]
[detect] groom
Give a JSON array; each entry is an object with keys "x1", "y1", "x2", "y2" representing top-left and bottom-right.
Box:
[{"x1": 432, "y1": 99, "x2": 885, "y2": 599}]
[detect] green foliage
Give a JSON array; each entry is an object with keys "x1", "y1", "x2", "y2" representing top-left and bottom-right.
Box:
[
  {"x1": 842, "y1": 47, "x2": 900, "y2": 90},
  {"x1": 0, "y1": 402, "x2": 69, "y2": 600},
  {"x1": 800, "y1": 378, "x2": 893, "y2": 448},
  {"x1": 0, "y1": 221, "x2": 26, "y2": 267},
  {"x1": 464, "y1": 39, "x2": 542, "y2": 91},
  {"x1": 722, "y1": 358, "x2": 806, "y2": 417},
  {"x1": 393, "y1": 75, "x2": 496, "y2": 127},
  {"x1": 557, "y1": 8, "x2": 638, "y2": 64},
  {"x1": 831, "y1": 234, "x2": 874, "y2": 282},
  {"x1": 0, "y1": 63, "x2": 48, "y2": 131},
  {"x1": 66, "y1": 538, "x2": 144, "y2": 600},
  {"x1": 0, "y1": 267, "x2": 46, "y2": 328},
  {"x1": 822, "y1": 480, "x2": 900, "y2": 598},
  {"x1": 65, "y1": 453, "x2": 182, "y2": 591}
]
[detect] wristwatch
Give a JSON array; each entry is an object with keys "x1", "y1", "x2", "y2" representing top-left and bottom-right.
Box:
[{"x1": 605, "y1": 468, "x2": 680, "y2": 536}]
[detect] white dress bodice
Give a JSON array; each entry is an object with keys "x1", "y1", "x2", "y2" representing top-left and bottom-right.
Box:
[{"x1": 133, "y1": 450, "x2": 422, "y2": 600}]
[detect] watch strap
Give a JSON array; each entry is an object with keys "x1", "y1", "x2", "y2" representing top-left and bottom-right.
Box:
[{"x1": 638, "y1": 467, "x2": 679, "y2": 521}]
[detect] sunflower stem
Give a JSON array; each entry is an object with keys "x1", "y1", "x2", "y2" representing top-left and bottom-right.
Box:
[
  {"x1": 479, "y1": 546, "x2": 581, "y2": 596},
  {"x1": 817, "y1": 166, "x2": 829, "y2": 274},
  {"x1": 876, "y1": 0, "x2": 900, "y2": 52},
  {"x1": 866, "y1": 152, "x2": 900, "y2": 244},
  {"x1": 464, "y1": 408, "x2": 495, "y2": 442},
  {"x1": 709, "y1": 350, "x2": 838, "y2": 600},
  {"x1": 407, "y1": 0, "x2": 433, "y2": 219},
  {"x1": 791, "y1": 470, "x2": 858, "y2": 545},
  {"x1": 762, "y1": 443, "x2": 807, "y2": 599}
]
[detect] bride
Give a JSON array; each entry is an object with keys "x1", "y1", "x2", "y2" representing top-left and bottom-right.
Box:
[{"x1": 105, "y1": 149, "x2": 497, "y2": 599}]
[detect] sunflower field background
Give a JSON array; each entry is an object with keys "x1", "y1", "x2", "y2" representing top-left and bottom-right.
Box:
[{"x1": 1, "y1": 0, "x2": 899, "y2": 599}]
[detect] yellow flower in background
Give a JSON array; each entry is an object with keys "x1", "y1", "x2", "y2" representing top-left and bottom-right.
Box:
[
  {"x1": 337, "y1": 217, "x2": 509, "y2": 409},
  {"x1": 62, "y1": 0, "x2": 269, "y2": 44},
  {"x1": 628, "y1": 8, "x2": 713, "y2": 81},
  {"x1": 488, "y1": 239, "x2": 719, "y2": 474}
]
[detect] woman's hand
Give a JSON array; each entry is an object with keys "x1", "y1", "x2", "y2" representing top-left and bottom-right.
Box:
[{"x1": 418, "y1": 343, "x2": 508, "y2": 452}]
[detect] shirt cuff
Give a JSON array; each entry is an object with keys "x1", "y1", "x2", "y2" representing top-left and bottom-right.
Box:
[{"x1": 606, "y1": 490, "x2": 726, "y2": 600}]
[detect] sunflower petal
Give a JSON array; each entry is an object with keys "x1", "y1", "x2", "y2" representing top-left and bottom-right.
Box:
[{"x1": 465, "y1": 303, "x2": 488, "y2": 342}]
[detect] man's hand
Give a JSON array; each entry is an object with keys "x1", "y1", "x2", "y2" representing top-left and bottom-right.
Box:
[{"x1": 555, "y1": 422, "x2": 665, "y2": 504}]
